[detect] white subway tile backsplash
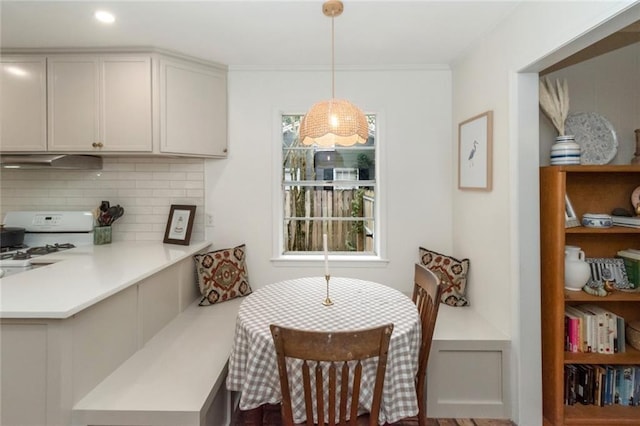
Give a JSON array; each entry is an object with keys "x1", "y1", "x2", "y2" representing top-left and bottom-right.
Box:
[
  {"x1": 186, "y1": 172, "x2": 204, "y2": 180},
  {"x1": 49, "y1": 189, "x2": 85, "y2": 197},
  {"x1": 186, "y1": 189, "x2": 205, "y2": 198},
  {"x1": 123, "y1": 206, "x2": 154, "y2": 215},
  {"x1": 169, "y1": 163, "x2": 204, "y2": 172},
  {"x1": 0, "y1": 156, "x2": 205, "y2": 243},
  {"x1": 136, "y1": 180, "x2": 172, "y2": 189},
  {"x1": 152, "y1": 189, "x2": 187, "y2": 198},
  {"x1": 152, "y1": 172, "x2": 187, "y2": 181},
  {"x1": 102, "y1": 162, "x2": 136, "y2": 171},
  {"x1": 170, "y1": 180, "x2": 204, "y2": 189},
  {"x1": 135, "y1": 163, "x2": 171, "y2": 172},
  {"x1": 7, "y1": 188, "x2": 50, "y2": 197}
]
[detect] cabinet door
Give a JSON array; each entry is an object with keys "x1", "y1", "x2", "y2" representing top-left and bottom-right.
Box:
[
  {"x1": 101, "y1": 56, "x2": 152, "y2": 151},
  {"x1": 48, "y1": 55, "x2": 153, "y2": 153},
  {"x1": 0, "y1": 56, "x2": 47, "y2": 151},
  {"x1": 48, "y1": 56, "x2": 100, "y2": 151},
  {"x1": 160, "y1": 58, "x2": 228, "y2": 157},
  {"x1": 0, "y1": 323, "x2": 48, "y2": 426}
]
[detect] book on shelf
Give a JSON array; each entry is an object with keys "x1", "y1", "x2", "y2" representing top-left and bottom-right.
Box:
[
  {"x1": 564, "y1": 364, "x2": 578, "y2": 405},
  {"x1": 617, "y1": 315, "x2": 626, "y2": 353},
  {"x1": 619, "y1": 366, "x2": 635, "y2": 406},
  {"x1": 564, "y1": 365, "x2": 640, "y2": 407},
  {"x1": 576, "y1": 364, "x2": 594, "y2": 405},
  {"x1": 564, "y1": 310, "x2": 581, "y2": 352},
  {"x1": 635, "y1": 367, "x2": 640, "y2": 406},
  {"x1": 604, "y1": 365, "x2": 615, "y2": 406},
  {"x1": 562, "y1": 364, "x2": 586, "y2": 406},
  {"x1": 612, "y1": 215, "x2": 640, "y2": 228},
  {"x1": 581, "y1": 304, "x2": 617, "y2": 354},
  {"x1": 593, "y1": 365, "x2": 606, "y2": 406},
  {"x1": 566, "y1": 305, "x2": 595, "y2": 353}
]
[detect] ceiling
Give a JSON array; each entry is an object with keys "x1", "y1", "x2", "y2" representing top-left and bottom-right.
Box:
[{"x1": 0, "y1": 1, "x2": 522, "y2": 68}]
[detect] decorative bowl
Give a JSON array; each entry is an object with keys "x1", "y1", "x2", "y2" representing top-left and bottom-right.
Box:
[
  {"x1": 581, "y1": 213, "x2": 613, "y2": 228},
  {"x1": 627, "y1": 321, "x2": 640, "y2": 351}
]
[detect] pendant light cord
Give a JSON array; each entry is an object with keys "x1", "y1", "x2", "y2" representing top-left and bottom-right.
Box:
[{"x1": 331, "y1": 15, "x2": 335, "y2": 99}]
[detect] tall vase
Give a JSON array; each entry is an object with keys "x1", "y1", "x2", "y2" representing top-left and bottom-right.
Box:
[
  {"x1": 550, "y1": 135, "x2": 581, "y2": 165},
  {"x1": 564, "y1": 245, "x2": 591, "y2": 291},
  {"x1": 632, "y1": 129, "x2": 640, "y2": 165}
]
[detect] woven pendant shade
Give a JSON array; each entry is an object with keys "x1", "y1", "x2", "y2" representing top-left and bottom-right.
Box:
[
  {"x1": 299, "y1": 98, "x2": 368, "y2": 147},
  {"x1": 299, "y1": 0, "x2": 367, "y2": 148}
]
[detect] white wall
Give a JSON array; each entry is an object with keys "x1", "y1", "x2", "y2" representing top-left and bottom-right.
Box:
[
  {"x1": 204, "y1": 67, "x2": 452, "y2": 293},
  {"x1": 0, "y1": 156, "x2": 206, "y2": 242},
  {"x1": 451, "y1": 1, "x2": 639, "y2": 424},
  {"x1": 540, "y1": 42, "x2": 640, "y2": 165}
]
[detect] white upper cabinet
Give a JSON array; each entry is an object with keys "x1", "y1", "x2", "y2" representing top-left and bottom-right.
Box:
[
  {"x1": 160, "y1": 57, "x2": 228, "y2": 157},
  {"x1": 48, "y1": 55, "x2": 152, "y2": 152},
  {"x1": 0, "y1": 50, "x2": 228, "y2": 158},
  {"x1": 0, "y1": 56, "x2": 47, "y2": 151},
  {"x1": 102, "y1": 57, "x2": 153, "y2": 152}
]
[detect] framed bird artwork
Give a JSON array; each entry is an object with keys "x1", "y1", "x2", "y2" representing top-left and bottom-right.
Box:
[{"x1": 458, "y1": 110, "x2": 493, "y2": 191}]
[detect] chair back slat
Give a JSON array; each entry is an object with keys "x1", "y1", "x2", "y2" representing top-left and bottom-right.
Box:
[
  {"x1": 270, "y1": 323, "x2": 393, "y2": 426},
  {"x1": 315, "y1": 363, "x2": 324, "y2": 425},
  {"x1": 350, "y1": 362, "x2": 363, "y2": 425},
  {"x1": 339, "y1": 363, "x2": 349, "y2": 422},
  {"x1": 412, "y1": 263, "x2": 443, "y2": 426},
  {"x1": 328, "y1": 363, "x2": 336, "y2": 426}
]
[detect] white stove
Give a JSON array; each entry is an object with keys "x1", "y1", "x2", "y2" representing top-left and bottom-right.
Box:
[{"x1": 0, "y1": 211, "x2": 94, "y2": 277}]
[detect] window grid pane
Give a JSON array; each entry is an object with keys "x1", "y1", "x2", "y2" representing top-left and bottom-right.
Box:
[{"x1": 282, "y1": 114, "x2": 376, "y2": 254}]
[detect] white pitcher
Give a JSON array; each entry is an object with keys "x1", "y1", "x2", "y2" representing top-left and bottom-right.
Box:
[{"x1": 564, "y1": 245, "x2": 591, "y2": 291}]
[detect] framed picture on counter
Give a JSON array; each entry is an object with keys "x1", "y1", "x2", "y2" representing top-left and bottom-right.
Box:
[{"x1": 164, "y1": 205, "x2": 196, "y2": 245}]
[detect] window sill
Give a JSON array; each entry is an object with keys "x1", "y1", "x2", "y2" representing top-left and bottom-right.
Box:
[{"x1": 271, "y1": 254, "x2": 389, "y2": 268}]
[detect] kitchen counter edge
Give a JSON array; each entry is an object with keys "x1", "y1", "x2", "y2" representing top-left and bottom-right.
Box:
[{"x1": 0, "y1": 241, "x2": 212, "y2": 319}]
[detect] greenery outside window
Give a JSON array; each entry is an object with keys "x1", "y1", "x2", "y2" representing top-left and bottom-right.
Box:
[{"x1": 282, "y1": 114, "x2": 376, "y2": 255}]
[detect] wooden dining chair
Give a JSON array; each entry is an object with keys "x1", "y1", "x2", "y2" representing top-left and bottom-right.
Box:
[
  {"x1": 412, "y1": 263, "x2": 443, "y2": 426},
  {"x1": 269, "y1": 323, "x2": 394, "y2": 426}
]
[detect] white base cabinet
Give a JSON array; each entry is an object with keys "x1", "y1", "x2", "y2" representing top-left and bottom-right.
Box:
[{"x1": 0, "y1": 256, "x2": 200, "y2": 426}]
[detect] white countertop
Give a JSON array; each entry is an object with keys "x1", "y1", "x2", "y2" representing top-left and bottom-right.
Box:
[{"x1": 0, "y1": 241, "x2": 211, "y2": 319}]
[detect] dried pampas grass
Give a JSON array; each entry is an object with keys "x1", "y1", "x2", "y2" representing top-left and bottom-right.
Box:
[{"x1": 539, "y1": 77, "x2": 570, "y2": 136}]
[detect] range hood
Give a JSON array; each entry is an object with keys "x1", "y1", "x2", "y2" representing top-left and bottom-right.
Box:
[{"x1": 0, "y1": 155, "x2": 103, "y2": 170}]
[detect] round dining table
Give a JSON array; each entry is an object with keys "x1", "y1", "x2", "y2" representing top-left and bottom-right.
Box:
[{"x1": 226, "y1": 276, "x2": 421, "y2": 424}]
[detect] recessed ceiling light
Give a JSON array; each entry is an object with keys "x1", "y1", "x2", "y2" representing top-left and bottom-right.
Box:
[{"x1": 94, "y1": 10, "x2": 115, "y2": 24}]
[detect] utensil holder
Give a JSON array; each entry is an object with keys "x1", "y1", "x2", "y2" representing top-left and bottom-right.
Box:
[{"x1": 94, "y1": 226, "x2": 112, "y2": 245}]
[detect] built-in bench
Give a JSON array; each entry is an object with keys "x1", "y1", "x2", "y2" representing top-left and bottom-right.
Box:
[
  {"x1": 72, "y1": 297, "x2": 244, "y2": 426},
  {"x1": 427, "y1": 305, "x2": 511, "y2": 419},
  {"x1": 73, "y1": 293, "x2": 510, "y2": 425}
]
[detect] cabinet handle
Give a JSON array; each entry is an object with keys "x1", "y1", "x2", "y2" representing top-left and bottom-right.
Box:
[
  {"x1": 223, "y1": 148, "x2": 228, "y2": 153},
  {"x1": 92, "y1": 142, "x2": 104, "y2": 148}
]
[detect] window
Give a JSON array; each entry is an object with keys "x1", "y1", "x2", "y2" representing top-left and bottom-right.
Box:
[{"x1": 281, "y1": 114, "x2": 376, "y2": 255}]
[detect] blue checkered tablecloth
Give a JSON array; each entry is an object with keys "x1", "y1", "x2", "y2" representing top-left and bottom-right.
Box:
[{"x1": 226, "y1": 276, "x2": 421, "y2": 424}]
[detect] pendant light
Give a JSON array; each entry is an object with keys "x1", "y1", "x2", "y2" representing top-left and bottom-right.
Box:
[{"x1": 299, "y1": 0, "x2": 368, "y2": 147}]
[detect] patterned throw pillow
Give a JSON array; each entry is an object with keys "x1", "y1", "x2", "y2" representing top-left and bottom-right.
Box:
[
  {"x1": 419, "y1": 247, "x2": 470, "y2": 307},
  {"x1": 194, "y1": 244, "x2": 252, "y2": 306}
]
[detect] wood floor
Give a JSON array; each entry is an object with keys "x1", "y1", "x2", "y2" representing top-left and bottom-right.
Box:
[{"x1": 232, "y1": 404, "x2": 516, "y2": 426}]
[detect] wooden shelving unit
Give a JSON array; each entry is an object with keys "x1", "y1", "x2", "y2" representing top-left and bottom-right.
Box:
[{"x1": 540, "y1": 165, "x2": 640, "y2": 425}]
